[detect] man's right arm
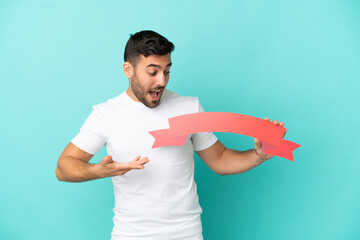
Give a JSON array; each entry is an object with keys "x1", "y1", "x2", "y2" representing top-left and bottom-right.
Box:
[{"x1": 56, "y1": 142, "x2": 149, "y2": 182}]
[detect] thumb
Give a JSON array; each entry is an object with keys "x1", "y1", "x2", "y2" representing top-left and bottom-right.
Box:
[
  {"x1": 101, "y1": 155, "x2": 113, "y2": 164},
  {"x1": 254, "y1": 138, "x2": 262, "y2": 150}
]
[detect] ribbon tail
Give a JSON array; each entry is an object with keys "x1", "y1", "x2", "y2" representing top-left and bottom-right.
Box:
[
  {"x1": 262, "y1": 140, "x2": 301, "y2": 161},
  {"x1": 149, "y1": 129, "x2": 188, "y2": 148}
]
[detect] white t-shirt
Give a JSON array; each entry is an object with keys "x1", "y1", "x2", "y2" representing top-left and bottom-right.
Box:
[{"x1": 71, "y1": 89, "x2": 218, "y2": 240}]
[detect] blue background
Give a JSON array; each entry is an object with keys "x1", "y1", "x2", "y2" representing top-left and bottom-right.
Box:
[{"x1": 1, "y1": 0, "x2": 359, "y2": 239}]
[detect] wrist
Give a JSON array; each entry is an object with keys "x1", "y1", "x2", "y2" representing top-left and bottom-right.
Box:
[
  {"x1": 88, "y1": 163, "x2": 103, "y2": 179},
  {"x1": 254, "y1": 149, "x2": 266, "y2": 161}
]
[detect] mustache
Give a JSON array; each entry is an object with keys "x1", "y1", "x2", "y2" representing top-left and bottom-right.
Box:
[{"x1": 149, "y1": 87, "x2": 165, "y2": 91}]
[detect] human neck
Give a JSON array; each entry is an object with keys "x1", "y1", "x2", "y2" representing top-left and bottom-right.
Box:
[{"x1": 126, "y1": 87, "x2": 140, "y2": 102}]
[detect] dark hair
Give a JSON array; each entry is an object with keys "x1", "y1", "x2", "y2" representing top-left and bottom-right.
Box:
[{"x1": 124, "y1": 30, "x2": 175, "y2": 66}]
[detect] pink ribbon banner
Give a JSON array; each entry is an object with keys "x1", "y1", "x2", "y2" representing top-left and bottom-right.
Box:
[{"x1": 148, "y1": 112, "x2": 301, "y2": 161}]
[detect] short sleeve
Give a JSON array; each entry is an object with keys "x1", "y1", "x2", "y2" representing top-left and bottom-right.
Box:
[
  {"x1": 71, "y1": 105, "x2": 106, "y2": 155},
  {"x1": 191, "y1": 99, "x2": 218, "y2": 151}
]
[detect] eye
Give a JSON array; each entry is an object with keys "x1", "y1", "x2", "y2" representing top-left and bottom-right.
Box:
[
  {"x1": 164, "y1": 71, "x2": 170, "y2": 75},
  {"x1": 148, "y1": 71, "x2": 157, "y2": 76}
]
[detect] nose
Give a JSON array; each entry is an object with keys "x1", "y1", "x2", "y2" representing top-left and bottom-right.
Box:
[{"x1": 156, "y1": 73, "x2": 167, "y2": 86}]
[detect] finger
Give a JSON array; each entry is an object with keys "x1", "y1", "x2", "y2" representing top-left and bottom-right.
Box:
[
  {"x1": 279, "y1": 121, "x2": 284, "y2": 127},
  {"x1": 264, "y1": 117, "x2": 270, "y2": 121},
  {"x1": 116, "y1": 164, "x2": 145, "y2": 176},
  {"x1": 115, "y1": 163, "x2": 144, "y2": 171},
  {"x1": 254, "y1": 138, "x2": 262, "y2": 149},
  {"x1": 110, "y1": 161, "x2": 136, "y2": 169},
  {"x1": 135, "y1": 156, "x2": 148, "y2": 163},
  {"x1": 272, "y1": 120, "x2": 279, "y2": 125},
  {"x1": 126, "y1": 163, "x2": 146, "y2": 170},
  {"x1": 283, "y1": 128, "x2": 287, "y2": 138},
  {"x1": 129, "y1": 156, "x2": 148, "y2": 165},
  {"x1": 137, "y1": 157, "x2": 149, "y2": 165},
  {"x1": 115, "y1": 166, "x2": 140, "y2": 176},
  {"x1": 129, "y1": 155, "x2": 141, "y2": 163}
]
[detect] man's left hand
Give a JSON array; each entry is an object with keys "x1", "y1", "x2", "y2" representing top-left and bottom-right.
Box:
[{"x1": 253, "y1": 117, "x2": 287, "y2": 161}]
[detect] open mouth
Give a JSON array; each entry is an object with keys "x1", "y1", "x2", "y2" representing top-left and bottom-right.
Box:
[{"x1": 149, "y1": 90, "x2": 162, "y2": 100}]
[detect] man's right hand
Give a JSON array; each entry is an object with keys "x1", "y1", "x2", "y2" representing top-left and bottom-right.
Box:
[
  {"x1": 94, "y1": 155, "x2": 149, "y2": 178},
  {"x1": 56, "y1": 142, "x2": 149, "y2": 182}
]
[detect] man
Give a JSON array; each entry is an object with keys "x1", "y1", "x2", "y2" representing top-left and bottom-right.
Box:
[{"x1": 56, "y1": 30, "x2": 284, "y2": 240}]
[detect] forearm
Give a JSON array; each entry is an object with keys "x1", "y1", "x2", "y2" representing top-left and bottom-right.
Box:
[
  {"x1": 216, "y1": 148, "x2": 266, "y2": 176},
  {"x1": 56, "y1": 156, "x2": 100, "y2": 183}
]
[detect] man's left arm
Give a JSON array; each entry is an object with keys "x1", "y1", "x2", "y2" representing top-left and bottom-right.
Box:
[{"x1": 196, "y1": 118, "x2": 285, "y2": 176}]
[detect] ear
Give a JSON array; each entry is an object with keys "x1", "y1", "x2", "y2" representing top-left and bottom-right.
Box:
[{"x1": 123, "y1": 62, "x2": 134, "y2": 78}]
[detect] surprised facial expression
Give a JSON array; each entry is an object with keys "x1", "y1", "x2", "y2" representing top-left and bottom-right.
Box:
[{"x1": 127, "y1": 54, "x2": 172, "y2": 108}]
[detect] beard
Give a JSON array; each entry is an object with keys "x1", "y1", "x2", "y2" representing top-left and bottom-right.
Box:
[{"x1": 130, "y1": 74, "x2": 163, "y2": 108}]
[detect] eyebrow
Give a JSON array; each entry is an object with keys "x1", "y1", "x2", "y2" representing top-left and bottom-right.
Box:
[{"x1": 146, "y1": 62, "x2": 172, "y2": 68}]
